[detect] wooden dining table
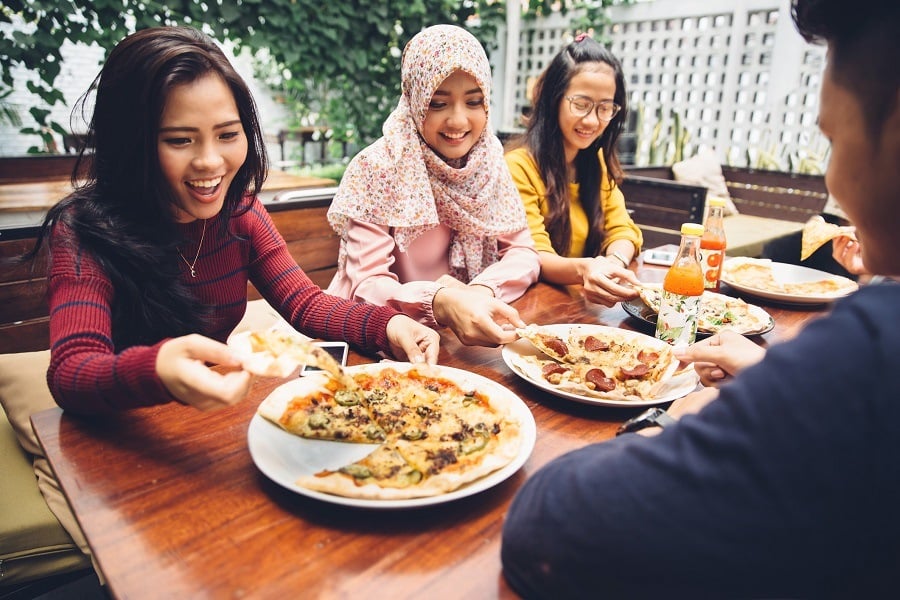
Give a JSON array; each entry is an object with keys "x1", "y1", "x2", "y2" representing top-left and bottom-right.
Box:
[{"x1": 30, "y1": 271, "x2": 832, "y2": 599}]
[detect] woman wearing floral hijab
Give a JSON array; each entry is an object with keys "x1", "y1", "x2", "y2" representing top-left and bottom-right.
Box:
[{"x1": 327, "y1": 24, "x2": 540, "y2": 347}]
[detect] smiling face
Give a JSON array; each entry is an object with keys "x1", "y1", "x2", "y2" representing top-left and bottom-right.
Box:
[
  {"x1": 419, "y1": 70, "x2": 487, "y2": 163},
  {"x1": 557, "y1": 62, "x2": 618, "y2": 165},
  {"x1": 818, "y1": 60, "x2": 900, "y2": 275},
  {"x1": 157, "y1": 73, "x2": 248, "y2": 223}
]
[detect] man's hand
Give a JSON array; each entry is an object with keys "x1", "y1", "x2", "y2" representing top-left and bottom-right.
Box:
[{"x1": 673, "y1": 330, "x2": 766, "y2": 386}]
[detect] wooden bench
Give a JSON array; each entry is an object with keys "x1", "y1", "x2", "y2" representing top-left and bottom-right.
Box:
[
  {"x1": 0, "y1": 188, "x2": 339, "y2": 355},
  {"x1": 622, "y1": 165, "x2": 829, "y2": 256},
  {"x1": 0, "y1": 154, "x2": 90, "y2": 184},
  {"x1": 251, "y1": 188, "x2": 340, "y2": 295}
]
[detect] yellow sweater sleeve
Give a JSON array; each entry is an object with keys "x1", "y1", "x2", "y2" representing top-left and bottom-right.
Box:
[
  {"x1": 505, "y1": 147, "x2": 643, "y2": 257},
  {"x1": 598, "y1": 150, "x2": 643, "y2": 255},
  {"x1": 505, "y1": 147, "x2": 557, "y2": 254}
]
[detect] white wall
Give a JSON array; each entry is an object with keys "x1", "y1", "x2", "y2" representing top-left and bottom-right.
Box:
[{"x1": 495, "y1": 0, "x2": 828, "y2": 170}]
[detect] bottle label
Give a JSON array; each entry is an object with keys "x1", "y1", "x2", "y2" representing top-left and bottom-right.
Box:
[
  {"x1": 655, "y1": 290, "x2": 702, "y2": 346},
  {"x1": 701, "y1": 249, "x2": 725, "y2": 290}
]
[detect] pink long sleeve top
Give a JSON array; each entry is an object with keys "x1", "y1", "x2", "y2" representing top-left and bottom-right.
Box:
[{"x1": 326, "y1": 219, "x2": 540, "y2": 327}]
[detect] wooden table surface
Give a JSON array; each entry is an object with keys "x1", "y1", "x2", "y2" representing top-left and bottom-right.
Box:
[
  {"x1": 0, "y1": 168, "x2": 334, "y2": 213},
  {"x1": 31, "y1": 274, "x2": 831, "y2": 599}
]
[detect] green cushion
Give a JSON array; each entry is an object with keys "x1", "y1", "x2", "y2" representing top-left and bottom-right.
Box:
[{"x1": 0, "y1": 404, "x2": 90, "y2": 587}]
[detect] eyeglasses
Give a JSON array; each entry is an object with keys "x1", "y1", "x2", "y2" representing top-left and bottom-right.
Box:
[{"x1": 565, "y1": 96, "x2": 621, "y2": 122}]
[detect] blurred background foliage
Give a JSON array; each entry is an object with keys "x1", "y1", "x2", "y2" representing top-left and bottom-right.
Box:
[{"x1": 1, "y1": 0, "x2": 627, "y2": 153}]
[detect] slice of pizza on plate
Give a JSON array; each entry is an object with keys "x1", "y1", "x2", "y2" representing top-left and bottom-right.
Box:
[
  {"x1": 721, "y1": 257, "x2": 858, "y2": 298},
  {"x1": 257, "y1": 373, "x2": 386, "y2": 443},
  {"x1": 296, "y1": 443, "x2": 426, "y2": 498}
]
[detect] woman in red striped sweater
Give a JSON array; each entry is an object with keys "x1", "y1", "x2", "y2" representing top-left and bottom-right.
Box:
[{"x1": 26, "y1": 26, "x2": 439, "y2": 414}]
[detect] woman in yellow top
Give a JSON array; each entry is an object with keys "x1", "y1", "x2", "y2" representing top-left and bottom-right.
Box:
[{"x1": 505, "y1": 34, "x2": 642, "y2": 307}]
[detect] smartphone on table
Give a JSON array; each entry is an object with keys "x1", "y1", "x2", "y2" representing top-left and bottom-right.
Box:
[
  {"x1": 300, "y1": 341, "x2": 350, "y2": 376},
  {"x1": 641, "y1": 249, "x2": 677, "y2": 266}
]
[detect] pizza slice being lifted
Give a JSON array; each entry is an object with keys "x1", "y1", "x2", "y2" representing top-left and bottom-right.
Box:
[
  {"x1": 229, "y1": 328, "x2": 354, "y2": 387},
  {"x1": 801, "y1": 215, "x2": 856, "y2": 261},
  {"x1": 515, "y1": 324, "x2": 576, "y2": 363}
]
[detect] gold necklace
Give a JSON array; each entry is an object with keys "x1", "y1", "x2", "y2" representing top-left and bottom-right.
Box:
[{"x1": 177, "y1": 219, "x2": 207, "y2": 278}]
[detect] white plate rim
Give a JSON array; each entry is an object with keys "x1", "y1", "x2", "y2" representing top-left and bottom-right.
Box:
[
  {"x1": 247, "y1": 363, "x2": 537, "y2": 509},
  {"x1": 720, "y1": 258, "x2": 857, "y2": 304},
  {"x1": 501, "y1": 323, "x2": 699, "y2": 408}
]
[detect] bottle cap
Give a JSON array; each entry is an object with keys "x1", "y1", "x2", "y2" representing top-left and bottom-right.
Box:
[
  {"x1": 681, "y1": 222, "x2": 704, "y2": 236},
  {"x1": 708, "y1": 196, "x2": 728, "y2": 208}
]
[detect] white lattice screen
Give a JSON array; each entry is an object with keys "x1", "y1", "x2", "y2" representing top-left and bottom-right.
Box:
[{"x1": 497, "y1": 0, "x2": 828, "y2": 170}]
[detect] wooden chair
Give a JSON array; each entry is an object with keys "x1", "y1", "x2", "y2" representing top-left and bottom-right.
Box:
[{"x1": 619, "y1": 174, "x2": 706, "y2": 248}]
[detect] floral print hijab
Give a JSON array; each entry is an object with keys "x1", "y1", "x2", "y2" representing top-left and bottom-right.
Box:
[{"x1": 327, "y1": 24, "x2": 528, "y2": 282}]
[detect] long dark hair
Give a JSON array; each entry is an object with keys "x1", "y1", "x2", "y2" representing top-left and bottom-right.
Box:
[
  {"x1": 519, "y1": 36, "x2": 627, "y2": 257},
  {"x1": 26, "y1": 26, "x2": 268, "y2": 348}
]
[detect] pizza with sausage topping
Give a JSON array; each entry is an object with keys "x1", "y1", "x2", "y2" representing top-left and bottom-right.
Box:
[{"x1": 512, "y1": 324, "x2": 680, "y2": 401}]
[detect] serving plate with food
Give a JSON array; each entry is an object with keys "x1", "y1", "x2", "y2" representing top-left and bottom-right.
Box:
[
  {"x1": 502, "y1": 323, "x2": 699, "y2": 408},
  {"x1": 720, "y1": 257, "x2": 858, "y2": 304},
  {"x1": 247, "y1": 362, "x2": 536, "y2": 508},
  {"x1": 622, "y1": 283, "x2": 774, "y2": 337}
]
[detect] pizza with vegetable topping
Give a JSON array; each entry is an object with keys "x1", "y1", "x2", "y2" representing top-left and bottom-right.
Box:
[
  {"x1": 634, "y1": 284, "x2": 773, "y2": 335},
  {"x1": 511, "y1": 324, "x2": 681, "y2": 401},
  {"x1": 257, "y1": 363, "x2": 523, "y2": 500}
]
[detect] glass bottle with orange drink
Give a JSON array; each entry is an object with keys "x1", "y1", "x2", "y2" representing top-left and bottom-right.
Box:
[
  {"x1": 700, "y1": 197, "x2": 728, "y2": 292},
  {"x1": 655, "y1": 223, "x2": 705, "y2": 346}
]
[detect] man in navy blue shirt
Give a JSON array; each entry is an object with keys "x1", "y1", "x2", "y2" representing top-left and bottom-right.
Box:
[{"x1": 501, "y1": 1, "x2": 900, "y2": 597}]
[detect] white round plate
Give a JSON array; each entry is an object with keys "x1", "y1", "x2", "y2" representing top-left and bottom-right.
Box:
[
  {"x1": 247, "y1": 363, "x2": 536, "y2": 509},
  {"x1": 721, "y1": 258, "x2": 857, "y2": 304},
  {"x1": 502, "y1": 324, "x2": 699, "y2": 408}
]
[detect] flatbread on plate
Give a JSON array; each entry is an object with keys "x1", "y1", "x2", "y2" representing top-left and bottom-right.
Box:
[{"x1": 721, "y1": 257, "x2": 858, "y2": 297}]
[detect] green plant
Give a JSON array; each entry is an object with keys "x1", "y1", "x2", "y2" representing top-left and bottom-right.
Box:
[
  {"x1": 1, "y1": 1, "x2": 498, "y2": 152},
  {"x1": 523, "y1": 0, "x2": 633, "y2": 41},
  {"x1": 295, "y1": 162, "x2": 348, "y2": 184},
  {"x1": 2, "y1": 0, "x2": 632, "y2": 153},
  {"x1": 0, "y1": 89, "x2": 21, "y2": 127},
  {"x1": 640, "y1": 106, "x2": 692, "y2": 166}
]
